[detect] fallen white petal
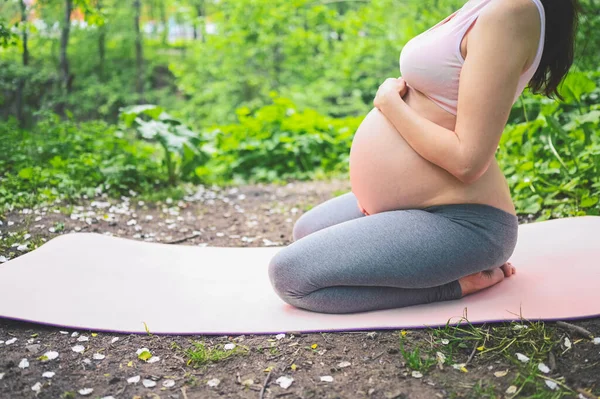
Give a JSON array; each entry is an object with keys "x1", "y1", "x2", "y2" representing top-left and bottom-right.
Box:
[
  {"x1": 147, "y1": 356, "x2": 160, "y2": 363},
  {"x1": 19, "y1": 358, "x2": 30, "y2": 369},
  {"x1": 452, "y1": 363, "x2": 467, "y2": 370},
  {"x1": 42, "y1": 351, "x2": 59, "y2": 361},
  {"x1": 545, "y1": 380, "x2": 558, "y2": 390},
  {"x1": 506, "y1": 385, "x2": 517, "y2": 394},
  {"x1": 337, "y1": 361, "x2": 351, "y2": 368},
  {"x1": 93, "y1": 353, "x2": 105, "y2": 360},
  {"x1": 441, "y1": 339, "x2": 449, "y2": 345},
  {"x1": 162, "y1": 379, "x2": 175, "y2": 388},
  {"x1": 538, "y1": 363, "x2": 550, "y2": 374},
  {"x1": 59, "y1": 331, "x2": 69, "y2": 335},
  {"x1": 276, "y1": 376, "x2": 293, "y2": 389},
  {"x1": 136, "y1": 347, "x2": 150, "y2": 355},
  {"x1": 516, "y1": 353, "x2": 530, "y2": 363},
  {"x1": 111, "y1": 337, "x2": 119, "y2": 344},
  {"x1": 411, "y1": 371, "x2": 423, "y2": 378},
  {"x1": 275, "y1": 333, "x2": 285, "y2": 340},
  {"x1": 494, "y1": 370, "x2": 509, "y2": 377},
  {"x1": 436, "y1": 352, "x2": 446, "y2": 365},
  {"x1": 79, "y1": 388, "x2": 94, "y2": 396},
  {"x1": 17, "y1": 244, "x2": 28, "y2": 251},
  {"x1": 207, "y1": 378, "x2": 221, "y2": 387},
  {"x1": 71, "y1": 332, "x2": 79, "y2": 338},
  {"x1": 101, "y1": 397, "x2": 116, "y2": 399},
  {"x1": 0, "y1": 373, "x2": 4, "y2": 380},
  {"x1": 0, "y1": 341, "x2": 3, "y2": 345},
  {"x1": 564, "y1": 337, "x2": 572, "y2": 349},
  {"x1": 593, "y1": 337, "x2": 600, "y2": 345},
  {"x1": 0, "y1": 256, "x2": 7, "y2": 263},
  {"x1": 72, "y1": 345, "x2": 85, "y2": 353},
  {"x1": 142, "y1": 379, "x2": 157, "y2": 388},
  {"x1": 513, "y1": 324, "x2": 528, "y2": 330},
  {"x1": 320, "y1": 376, "x2": 334, "y2": 382},
  {"x1": 6, "y1": 338, "x2": 17, "y2": 345},
  {"x1": 127, "y1": 375, "x2": 140, "y2": 384},
  {"x1": 42, "y1": 372, "x2": 55, "y2": 379},
  {"x1": 82, "y1": 359, "x2": 91, "y2": 365},
  {"x1": 31, "y1": 382, "x2": 42, "y2": 393},
  {"x1": 77, "y1": 336, "x2": 89, "y2": 342},
  {"x1": 224, "y1": 343, "x2": 236, "y2": 351}
]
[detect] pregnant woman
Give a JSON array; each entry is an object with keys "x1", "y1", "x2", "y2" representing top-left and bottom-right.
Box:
[{"x1": 269, "y1": 0, "x2": 579, "y2": 313}]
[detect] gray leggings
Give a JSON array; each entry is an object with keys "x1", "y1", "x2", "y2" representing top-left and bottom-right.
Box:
[{"x1": 268, "y1": 191, "x2": 519, "y2": 314}]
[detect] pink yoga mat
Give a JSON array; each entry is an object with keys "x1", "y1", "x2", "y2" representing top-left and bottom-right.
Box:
[{"x1": 0, "y1": 216, "x2": 599, "y2": 335}]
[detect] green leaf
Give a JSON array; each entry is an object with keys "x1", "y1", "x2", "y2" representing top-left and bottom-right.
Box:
[
  {"x1": 18, "y1": 167, "x2": 34, "y2": 180},
  {"x1": 580, "y1": 196, "x2": 599, "y2": 208},
  {"x1": 558, "y1": 72, "x2": 596, "y2": 104},
  {"x1": 138, "y1": 350, "x2": 152, "y2": 361}
]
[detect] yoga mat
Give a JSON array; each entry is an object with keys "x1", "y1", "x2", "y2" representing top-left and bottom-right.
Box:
[{"x1": 0, "y1": 216, "x2": 599, "y2": 335}]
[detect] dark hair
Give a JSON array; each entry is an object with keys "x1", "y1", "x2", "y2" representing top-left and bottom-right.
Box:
[{"x1": 529, "y1": 0, "x2": 581, "y2": 101}]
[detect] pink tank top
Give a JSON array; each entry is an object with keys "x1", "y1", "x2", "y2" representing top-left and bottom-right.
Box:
[{"x1": 399, "y1": 0, "x2": 546, "y2": 115}]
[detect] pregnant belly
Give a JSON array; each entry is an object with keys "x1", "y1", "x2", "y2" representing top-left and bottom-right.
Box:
[
  {"x1": 349, "y1": 107, "x2": 462, "y2": 214},
  {"x1": 348, "y1": 87, "x2": 515, "y2": 215}
]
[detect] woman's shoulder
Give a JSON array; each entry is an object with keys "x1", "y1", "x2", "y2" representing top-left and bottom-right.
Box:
[{"x1": 476, "y1": 0, "x2": 542, "y2": 40}]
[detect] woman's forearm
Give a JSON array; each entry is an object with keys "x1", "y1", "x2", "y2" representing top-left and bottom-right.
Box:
[{"x1": 379, "y1": 99, "x2": 467, "y2": 181}]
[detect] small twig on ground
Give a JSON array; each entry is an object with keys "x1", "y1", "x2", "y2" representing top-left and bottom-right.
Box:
[
  {"x1": 275, "y1": 393, "x2": 295, "y2": 398},
  {"x1": 371, "y1": 351, "x2": 385, "y2": 361},
  {"x1": 181, "y1": 387, "x2": 189, "y2": 399},
  {"x1": 548, "y1": 351, "x2": 557, "y2": 370},
  {"x1": 465, "y1": 341, "x2": 479, "y2": 366},
  {"x1": 166, "y1": 233, "x2": 201, "y2": 245},
  {"x1": 260, "y1": 368, "x2": 274, "y2": 399},
  {"x1": 556, "y1": 321, "x2": 594, "y2": 339},
  {"x1": 115, "y1": 383, "x2": 127, "y2": 397}
]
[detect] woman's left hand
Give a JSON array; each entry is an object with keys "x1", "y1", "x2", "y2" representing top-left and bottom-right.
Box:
[{"x1": 374, "y1": 77, "x2": 407, "y2": 111}]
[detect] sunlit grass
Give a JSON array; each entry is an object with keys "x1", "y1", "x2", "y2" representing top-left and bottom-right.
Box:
[{"x1": 183, "y1": 341, "x2": 248, "y2": 367}]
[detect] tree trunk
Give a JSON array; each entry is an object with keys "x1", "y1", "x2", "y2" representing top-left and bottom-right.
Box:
[
  {"x1": 16, "y1": 0, "x2": 28, "y2": 126},
  {"x1": 60, "y1": 0, "x2": 72, "y2": 94},
  {"x1": 195, "y1": 0, "x2": 205, "y2": 42},
  {"x1": 159, "y1": 0, "x2": 167, "y2": 45},
  {"x1": 134, "y1": 0, "x2": 144, "y2": 99},
  {"x1": 97, "y1": 0, "x2": 105, "y2": 80}
]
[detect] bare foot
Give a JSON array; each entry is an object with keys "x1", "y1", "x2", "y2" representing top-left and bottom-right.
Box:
[{"x1": 458, "y1": 262, "x2": 516, "y2": 297}]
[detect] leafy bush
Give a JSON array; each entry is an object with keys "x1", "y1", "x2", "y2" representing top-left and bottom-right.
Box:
[
  {"x1": 0, "y1": 113, "x2": 165, "y2": 212},
  {"x1": 119, "y1": 104, "x2": 210, "y2": 185},
  {"x1": 499, "y1": 70, "x2": 600, "y2": 219},
  {"x1": 197, "y1": 96, "x2": 362, "y2": 184}
]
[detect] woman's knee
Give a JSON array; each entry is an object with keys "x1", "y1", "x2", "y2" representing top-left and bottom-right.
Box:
[
  {"x1": 292, "y1": 212, "x2": 315, "y2": 241},
  {"x1": 268, "y1": 247, "x2": 306, "y2": 304}
]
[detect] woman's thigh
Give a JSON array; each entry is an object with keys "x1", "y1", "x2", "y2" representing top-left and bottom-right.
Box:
[
  {"x1": 292, "y1": 191, "x2": 365, "y2": 241},
  {"x1": 270, "y1": 205, "x2": 517, "y2": 300}
]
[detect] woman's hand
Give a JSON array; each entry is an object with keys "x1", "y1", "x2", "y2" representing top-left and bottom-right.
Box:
[{"x1": 373, "y1": 77, "x2": 407, "y2": 111}]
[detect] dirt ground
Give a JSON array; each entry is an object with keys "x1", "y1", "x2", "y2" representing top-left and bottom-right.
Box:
[{"x1": 0, "y1": 179, "x2": 598, "y2": 399}]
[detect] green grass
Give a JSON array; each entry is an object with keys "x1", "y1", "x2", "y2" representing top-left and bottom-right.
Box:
[
  {"x1": 393, "y1": 315, "x2": 592, "y2": 398},
  {"x1": 0, "y1": 230, "x2": 46, "y2": 259},
  {"x1": 183, "y1": 341, "x2": 247, "y2": 367}
]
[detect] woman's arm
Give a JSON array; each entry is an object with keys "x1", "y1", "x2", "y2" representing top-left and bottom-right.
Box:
[{"x1": 374, "y1": 0, "x2": 540, "y2": 184}]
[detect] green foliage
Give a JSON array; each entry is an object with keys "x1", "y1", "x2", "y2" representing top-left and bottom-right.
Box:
[
  {"x1": 0, "y1": 18, "x2": 18, "y2": 48},
  {"x1": 119, "y1": 104, "x2": 210, "y2": 185},
  {"x1": 197, "y1": 96, "x2": 362, "y2": 184},
  {"x1": 0, "y1": 114, "x2": 165, "y2": 212},
  {"x1": 498, "y1": 70, "x2": 600, "y2": 219}
]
